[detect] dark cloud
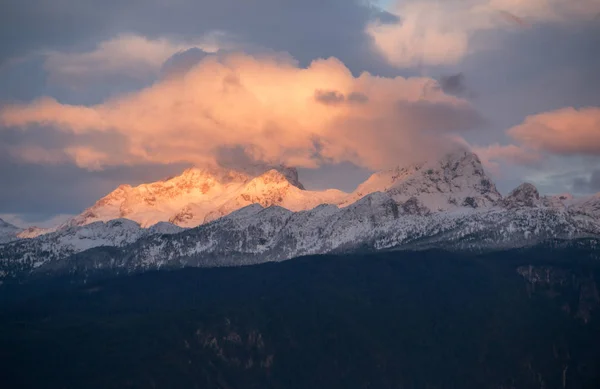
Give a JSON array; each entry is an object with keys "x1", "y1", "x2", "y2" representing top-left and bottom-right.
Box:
[
  {"x1": 393, "y1": 100, "x2": 485, "y2": 133},
  {"x1": 298, "y1": 162, "x2": 371, "y2": 192},
  {"x1": 347, "y1": 92, "x2": 369, "y2": 104},
  {"x1": 573, "y1": 170, "x2": 600, "y2": 194},
  {"x1": 371, "y1": 10, "x2": 402, "y2": 25},
  {"x1": 314, "y1": 89, "x2": 346, "y2": 105},
  {"x1": 0, "y1": 0, "x2": 396, "y2": 75},
  {"x1": 438, "y1": 73, "x2": 469, "y2": 97},
  {"x1": 458, "y1": 22, "x2": 600, "y2": 151},
  {"x1": 314, "y1": 90, "x2": 369, "y2": 105},
  {"x1": 160, "y1": 48, "x2": 210, "y2": 79}
]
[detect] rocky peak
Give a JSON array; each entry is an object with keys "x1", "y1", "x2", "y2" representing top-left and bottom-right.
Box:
[
  {"x1": 277, "y1": 166, "x2": 305, "y2": 190},
  {"x1": 0, "y1": 218, "x2": 16, "y2": 229},
  {"x1": 252, "y1": 169, "x2": 296, "y2": 187},
  {"x1": 502, "y1": 183, "x2": 540, "y2": 208},
  {"x1": 379, "y1": 150, "x2": 502, "y2": 210},
  {"x1": 0, "y1": 218, "x2": 21, "y2": 244}
]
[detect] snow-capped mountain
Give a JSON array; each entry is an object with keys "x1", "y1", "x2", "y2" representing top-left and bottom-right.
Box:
[
  {"x1": 340, "y1": 151, "x2": 502, "y2": 211},
  {"x1": 0, "y1": 218, "x2": 21, "y2": 244},
  {"x1": 60, "y1": 166, "x2": 347, "y2": 230},
  {"x1": 22, "y1": 189, "x2": 600, "y2": 279},
  {"x1": 0, "y1": 219, "x2": 184, "y2": 279},
  {"x1": 570, "y1": 194, "x2": 600, "y2": 219},
  {"x1": 2, "y1": 150, "x2": 600, "y2": 281},
  {"x1": 16, "y1": 226, "x2": 55, "y2": 239},
  {"x1": 58, "y1": 151, "x2": 500, "y2": 233}
]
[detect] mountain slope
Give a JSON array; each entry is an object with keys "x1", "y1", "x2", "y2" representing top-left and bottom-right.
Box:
[
  {"x1": 340, "y1": 151, "x2": 502, "y2": 212},
  {"x1": 0, "y1": 219, "x2": 183, "y2": 280},
  {"x1": 62, "y1": 166, "x2": 347, "y2": 229},
  {"x1": 2, "y1": 249, "x2": 600, "y2": 389},
  {"x1": 0, "y1": 219, "x2": 21, "y2": 244},
  {"x1": 4, "y1": 151, "x2": 600, "y2": 281},
  {"x1": 18, "y1": 187, "x2": 599, "y2": 280},
  {"x1": 59, "y1": 151, "x2": 501, "y2": 232}
]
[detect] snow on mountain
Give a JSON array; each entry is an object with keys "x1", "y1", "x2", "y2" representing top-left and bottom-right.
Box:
[
  {"x1": 0, "y1": 219, "x2": 183, "y2": 278},
  {"x1": 501, "y1": 183, "x2": 541, "y2": 208},
  {"x1": 58, "y1": 151, "x2": 500, "y2": 232},
  {"x1": 340, "y1": 151, "x2": 502, "y2": 212},
  {"x1": 201, "y1": 169, "x2": 346, "y2": 223},
  {"x1": 570, "y1": 194, "x2": 600, "y2": 219},
  {"x1": 61, "y1": 168, "x2": 252, "y2": 229},
  {"x1": 16, "y1": 226, "x2": 55, "y2": 239},
  {"x1": 62, "y1": 166, "x2": 347, "y2": 229},
  {"x1": 4, "y1": 151, "x2": 600, "y2": 281},
  {"x1": 0, "y1": 218, "x2": 21, "y2": 244},
  {"x1": 147, "y1": 221, "x2": 187, "y2": 235},
  {"x1": 28, "y1": 189, "x2": 600, "y2": 279}
]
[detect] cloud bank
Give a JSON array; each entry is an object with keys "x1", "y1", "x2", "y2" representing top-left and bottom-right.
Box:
[
  {"x1": 42, "y1": 33, "x2": 233, "y2": 87},
  {"x1": 368, "y1": 0, "x2": 600, "y2": 67},
  {"x1": 1, "y1": 52, "x2": 482, "y2": 171}
]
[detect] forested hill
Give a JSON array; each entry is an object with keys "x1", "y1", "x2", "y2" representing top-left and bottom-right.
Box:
[{"x1": 1, "y1": 247, "x2": 600, "y2": 389}]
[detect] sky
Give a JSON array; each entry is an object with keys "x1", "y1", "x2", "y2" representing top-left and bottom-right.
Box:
[{"x1": 0, "y1": 0, "x2": 599, "y2": 227}]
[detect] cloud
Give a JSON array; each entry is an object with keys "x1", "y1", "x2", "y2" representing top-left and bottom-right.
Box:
[
  {"x1": 0, "y1": 213, "x2": 74, "y2": 229},
  {"x1": 42, "y1": 33, "x2": 229, "y2": 87},
  {"x1": 439, "y1": 73, "x2": 469, "y2": 96},
  {"x1": 0, "y1": 148, "x2": 189, "y2": 220},
  {"x1": 1, "y1": 52, "x2": 482, "y2": 171},
  {"x1": 573, "y1": 169, "x2": 600, "y2": 194},
  {"x1": 472, "y1": 143, "x2": 542, "y2": 173},
  {"x1": 368, "y1": 0, "x2": 600, "y2": 67},
  {"x1": 0, "y1": 0, "x2": 393, "y2": 78},
  {"x1": 508, "y1": 107, "x2": 600, "y2": 156},
  {"x1": 314, "y1": 89, "x2": 346, "y2": 105}
]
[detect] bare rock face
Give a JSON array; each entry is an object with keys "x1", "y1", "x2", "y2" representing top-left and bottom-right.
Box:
[
  {"x1": 401, "y1": 197, "x2": 430, "y2": 216},
  {"x1": 502, "y1": 183, "x2": 540, "y2": 209},
  {"x1": 277, "y1": 166, "x2": 305, "y2": 190}
]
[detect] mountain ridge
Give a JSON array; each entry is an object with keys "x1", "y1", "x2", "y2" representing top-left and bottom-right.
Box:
[
  {"x1": 51, "y1": 150, "x2": 508, "y2": 232},
  {"x1": 2, "y1": 150, "x2": 600, "y2": 281}
]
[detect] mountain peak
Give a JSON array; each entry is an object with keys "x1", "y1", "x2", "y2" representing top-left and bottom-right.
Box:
[
  {"x1": 348, "y1": 150, "x2": 501, "y2": 212},
  {"x1": 502, "y1": 183, "x2": 540, "y2": 208},
  {"x1": 0, "y1": 218, "x2": 14, "y2": 228},
  {"x1": 0, "y1": 218, "x2": 22, "y2": 244},
  {"x1": 251, "y1": 168, "x2": 303, "y2": 189},
  {"x1": 277, "y1": 166, "x2": 305, "y2": 190}
]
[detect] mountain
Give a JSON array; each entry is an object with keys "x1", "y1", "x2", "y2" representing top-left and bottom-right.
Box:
[
  {"x1": 16, "y1": 226, "x2": 55, "y2": 239},
  {"x1": 340, "y1": 151, "x2": 502, "y2": 211},
  {"x1": 0, "y1": 219, "x2": 21, "y2": 244},
  {"x1": 2, "y1": 249, "x2": 600, "y2": 389},
  {"x1": 571, "y1": 193, "x2": 600, "y2": 219},
  {"x1": 3, "y1": 150, "x2": 600, "y2": 281},
  {"x1": 61, "y1": 166, "x2": 347, "y2": 230},
  {"x1": 0, "y1": 219, "x2": 183, "y2": 280},
  {"x1": 13, "y1": 187, "x2": 600, "y2": 280},
  {"x1": 59, "y1": 151, "x2": 501, "y2": 232}
]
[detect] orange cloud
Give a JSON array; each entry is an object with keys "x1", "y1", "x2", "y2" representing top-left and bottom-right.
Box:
[
  {"x1": 508, "y1": 107, "x2": 600, "y2": 156},
  {"x1": 1, "y1": 52, "x2": 481, "y2": 171},
  {"x1": 472, "y1": 143, "x2": 542, "y2": 174}
]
